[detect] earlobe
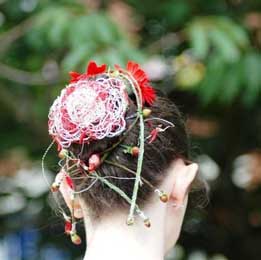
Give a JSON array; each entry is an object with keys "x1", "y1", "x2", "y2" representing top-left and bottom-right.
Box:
[{"x1": 169, "y1": 160, "x2": 198, "y2": 207}]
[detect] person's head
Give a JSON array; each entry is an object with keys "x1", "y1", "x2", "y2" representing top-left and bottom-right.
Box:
[{"x1": 48, "y1": 61, "x2": 207, "y2": 254}]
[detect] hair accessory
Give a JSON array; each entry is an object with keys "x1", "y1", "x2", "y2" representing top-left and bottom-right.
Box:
[
  {"x1": 88, "y1": 154, "x2": 101, "y2": 172},
  {"x1": 48, "y1": 77, "x2": 129, "y2": 148},
  {"x1": 154, "y1": 189, "x2": 169, "y2": 203},
  {"x1": 44, "y1": 60, "x2": 175, "y2": 245}
]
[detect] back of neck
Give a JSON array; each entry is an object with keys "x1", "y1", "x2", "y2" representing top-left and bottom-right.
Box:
[{"x1": 83, "y1": 211, "x2": 165, "y2": 260}]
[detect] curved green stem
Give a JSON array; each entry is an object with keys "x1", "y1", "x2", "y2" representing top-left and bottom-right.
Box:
[{"x1": 92, "y1": 171, "x2": 141, "y2": 216}]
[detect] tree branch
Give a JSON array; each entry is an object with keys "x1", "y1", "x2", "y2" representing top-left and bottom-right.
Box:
[
  {"x1": 0, "y1": 16, "x2": 35, "y2": 54},
  {"x1": 0, "y1": 62, "x2": 59, "y2": 85}
]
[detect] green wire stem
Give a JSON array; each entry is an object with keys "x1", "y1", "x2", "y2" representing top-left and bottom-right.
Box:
[
  {"x1": 92, "y1": 171, "x2": 142, "y2": 219},
  {"x1": 120, "y1": 72, "x2": 145, "y2": 224},
  {"x1": 104, "y1": 159, "x2": 155, "y2": 190}
]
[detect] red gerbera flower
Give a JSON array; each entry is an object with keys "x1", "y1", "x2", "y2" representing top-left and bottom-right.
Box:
[
  {"x1": 116, "y1": 61, "x2": 156, "y2": 105},
  {"x1": 86, "y1": 61, "x2": 107, "y2": 76},
  {"x1": 69, "y1": 61, "x2": 107, "y2": 83}
]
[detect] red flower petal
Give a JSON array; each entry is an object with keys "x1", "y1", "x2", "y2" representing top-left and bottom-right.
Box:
[
  {"x1": 126, "y1": 61, "x2": 156, "y2": 105},
  {"x1": 69, "y1": 61, "x2": 107, "y2": 83},
  {"x1": 140, "y1": 85, "x2": 156, "y2": 105},
  {"x1": 69, "y1": 71, "x2": 81, "y2": 83},
  {"x1": 86, "y1": 61, "x2": 107, "y2": 76}
]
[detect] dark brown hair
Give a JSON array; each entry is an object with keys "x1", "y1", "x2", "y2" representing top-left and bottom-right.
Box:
[{"x1": 69, "y1": 94, "x2": 207, "y2": 218}]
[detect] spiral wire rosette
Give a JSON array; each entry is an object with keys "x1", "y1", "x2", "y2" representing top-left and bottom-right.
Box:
[{"x1": 48, "y1": 77, "x2": 129, "y2": 148}]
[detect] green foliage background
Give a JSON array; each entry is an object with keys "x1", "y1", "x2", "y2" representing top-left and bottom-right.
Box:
[{"x1": 0, "y1": 0, "x2": 260, "y2": 259}]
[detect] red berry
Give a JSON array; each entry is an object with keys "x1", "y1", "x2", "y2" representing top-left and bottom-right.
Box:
[
  {"x1": 160, "y1": 193, "x2": 169, "y2": 203},
  {"x1": 58, "y1": 149, "x2": 68, "y2": 159},
  {"x1": 144, "y1": 219, "x2": 151, "y2": 228},
  {"x1": 131, "y1": 146, "x2": 139, "y2": 157},
  {"x1": 64, "y1": 221, "x2": 72, "y2": 235},
  {"x1": 142, "y1": 108, "x2": 152, "y2": 117},
  {"x1": 50, "y1": 182, "x2": 59, "y2": 192},
  {"x1": 71, "y1": 233, "x2": 82, "y2": 245}
]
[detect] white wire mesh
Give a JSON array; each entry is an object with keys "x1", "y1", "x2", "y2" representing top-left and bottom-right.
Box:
[{"x1": 48, "y1": 77, "x2": 129, "y2": 148}]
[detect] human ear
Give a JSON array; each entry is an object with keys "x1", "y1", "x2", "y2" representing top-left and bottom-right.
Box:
[
  {"x1": 169, "y1": 159, "x2": 198, "y2": 207},
  {"x1": 55, "y1": 171, "x2": 84, "y2": 219}
]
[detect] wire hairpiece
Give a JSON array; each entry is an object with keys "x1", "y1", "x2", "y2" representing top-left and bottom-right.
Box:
[{"x1": 43, "y1": 60, "x2": 174, "y2": 245}]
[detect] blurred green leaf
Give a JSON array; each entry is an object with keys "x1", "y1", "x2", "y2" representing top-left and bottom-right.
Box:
[
  {"x1": 188, "y1": 22, "x2": 209, "y2": 59},
  {"x1": 219, "y1": 61, "x2": 243, "y2": 104},
  {"x1": 216, "y1": 17, "x2": 249, "y2": 49},
  {"x1": 242, "y1": 52, "x2": 261, "y2": 105},
  {"x1": 161, "y1": 1, "x2": 191, "y2": 27},
  {"x1": 187, "y1": 16, "x2": 249, "y2": 63},
  {"x1": 209, "y1": 27, "x2": 240, "y2": 62},
  {"x1": 68, "y1": 16, "x2": 95, "y2": 47},
  {"x1": 62, "y1": 45, "x2": 95, "y2": 71},
  {"x1": 198, "y1": 55, "x2": 226, "y2": 105},
  {"x1": 47, "y1": 9, "x2": 71, "y2": 48},
  {"x1": 92, "y1": 13, "x2": 120, "y2": 45}
]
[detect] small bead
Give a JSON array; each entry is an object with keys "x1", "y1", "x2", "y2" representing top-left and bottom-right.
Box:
[
  {"x1": 142, "y1": 108, "x2": 152, "y2": 117},
  {"x1": 58, "y1": 149, "x2": 68, "y2": 159},
  {"x1": 144, "y1": 218, "x2": 151, "y2": 228},
  {"x1": 131, "y1": 146, "x2": 139, "y2": 157},
  {"x1": 160, "y1": 193, "x2": 169, "y2": 203},
  {"x1": 50, "y1": 182, "x2": 60, "y2": 192},
  {"x1": 126, "y1": 216, "x2": 134, "y2": 225},
  {"x1": 71, "y1": 233, "x2": 82, "y2": 245},
  {"x1": 88, "y1": 153, "x2": 101, "y2": 172},
  {"x1": 110, "y1": 70, "x2": 119, "y2": 77}
]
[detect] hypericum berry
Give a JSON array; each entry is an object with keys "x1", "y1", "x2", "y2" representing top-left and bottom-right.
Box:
[
  {"x1": 142, "y1": 108, "x2": 152, "y2": 117},
  {"x1": 160, "y1": 192, "x2": 169, "y2": 203},
  {"x1": 144, "y1": 218, "x2": 151, "y2": 228},
  {"x1": 58, "y1": 149, "x2": 68, "y2": 159},
  {"x1": 155, "y1": 189, "x2": 169, "y2": 203},
  {"x1": 126, "y1": 216, "x2": 134, "y2": 226},
  {"x1": 64, "y1": 220, "x2": 72, "y2": 235},
  {"x1": 50, "y1": 182, "x2": 60, "y2": 192},
  {"x1": 88, "y1": 153, "x2": 101, "y2": 172},
  {"x1": 110, "y1": 70, "x2": 120, "y2": 77},
  {"x1": 70, "y1": 233, "x2": 82, "y2": 245},
  {"x1": 131, "y1": 146, "x2": 139, "y2": 157}
]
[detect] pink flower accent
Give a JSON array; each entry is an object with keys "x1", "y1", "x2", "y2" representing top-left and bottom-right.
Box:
[
  {"x1": 148, "y1": 128, "x2": 160, "y2": 143},
  {"x1": 65, "y1": 175, "x2": 74, "y2": 189}
]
